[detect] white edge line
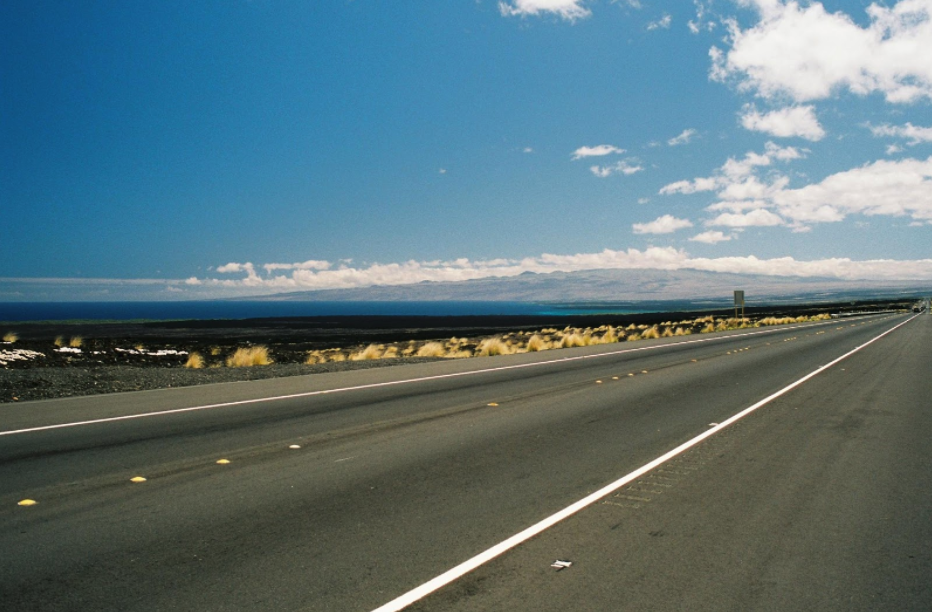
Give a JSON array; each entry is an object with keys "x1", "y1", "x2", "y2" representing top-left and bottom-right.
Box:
[
  {"x1": 368, "y1": 314, "x2": 918, "y2": 612},
  {"x1": 0, "y1": 316, "x2": 891, "y2": 437}
]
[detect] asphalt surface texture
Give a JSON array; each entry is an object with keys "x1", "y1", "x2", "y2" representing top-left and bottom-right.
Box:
[{"x1": 1, "y1": 312, "x2": 929, "y2": 611}]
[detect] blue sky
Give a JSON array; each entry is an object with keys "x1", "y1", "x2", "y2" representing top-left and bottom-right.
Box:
[{"x1": 2, "y1": 0, "x2": 931, "y2": 300}]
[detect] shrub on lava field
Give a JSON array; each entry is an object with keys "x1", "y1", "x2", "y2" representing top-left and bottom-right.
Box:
[
  {"x1": 350, "y1": 344, "x2": 384, "y2": 360},
  {"x1": 226, "y1": 346, "x2": 273, "y2": 367},
  {"x1": 641, "y1": 326, "x2": 661, "y2": 340},
  {"x1": 526, "y1": 334, "x2": 549, "y2": 352},
  {"x1": 184, "y1": 353, "x2": 205, "y2": 369},
  {"x1": 476, "y1": 337, "x2": 513, "y2": 356},
  {"x1": 2, "y1": 332, "x2": 17, "y2": 343},
  {"x1": 416, "y1": 342, "x2": 448, "y2": 357}
]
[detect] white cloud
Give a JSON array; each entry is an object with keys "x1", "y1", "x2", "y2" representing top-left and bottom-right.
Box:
[
  {"x1": 707, "y1": 209, "x2": 785, "y2": 227},
  {"x1": 740, "y1": 105, "x2": 825, "y2": 141},
  {"x1": 772, "y1": 155, "x2": 932, "y2": 224},
  {"x1": 668, "y1": 128, "x2": 697, "y2": 146},
  {"x1": 660, "y1": 177, "x2": 718, "y2": 195},
  {"x1": 194, "y1": 248, "x2": 932, "y2": 291},
  {"x1": 572, "y1": 144, "x2": 625, "y2": 159},
  {"x1": 499, "y1": 0, "x2": 591, "y2": 20},
  {"x1": 660, "y1": 142, "x2": 803, "y2": 196},
  {"x1": 589, "y1": 160, "x2": 644, "y2": 177},
  {"x1": 263, "y1": 260, "x2": 332, "y2": 274},
  {"x1": 689, "y1": 230, "x2": 733, "y2": 244},
  {"x1": 647, "y1": 13, "x2": 672, "y2": 30},
  {"x1": 711, "y1": 0, "x2": 932, "y2": 103},
  {"x1": 869, "y1": 122, "x2": 932, "y2": 146},
  {"x1": 633, "y1": 214, "x2": 694, "y2": 234}
]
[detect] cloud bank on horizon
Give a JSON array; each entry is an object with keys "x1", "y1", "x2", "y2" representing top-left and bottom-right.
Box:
[{"x1": 2, "y1": 0, "x2": 931, "y2": 300}]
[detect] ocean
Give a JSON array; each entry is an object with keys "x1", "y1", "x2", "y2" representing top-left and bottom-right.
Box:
[{"x1": 0, "y1": 299, "x2": 722, "y2": 323}]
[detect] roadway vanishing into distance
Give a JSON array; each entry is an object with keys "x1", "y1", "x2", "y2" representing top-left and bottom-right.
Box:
[{"x1": 1, "y1": 312, "x2": 930, "y2": 611}]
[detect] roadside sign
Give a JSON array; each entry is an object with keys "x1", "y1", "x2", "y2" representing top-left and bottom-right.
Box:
[{"x1": 734, "y1": 290, "x2": 745, "y2": 319}]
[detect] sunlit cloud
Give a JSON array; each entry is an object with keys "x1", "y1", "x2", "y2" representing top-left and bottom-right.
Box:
[
  {"x1": 572, "y1": 144, "x2": 625, "y2": 160},
  {"x1": 499, "y1": 0, "x2": 591, "y2": 21},
  {"x1": 668, "y1": 128, "x2": 697, "y2": 146},
  {"x1": 711, "y1": 0, "x2": 932, "y2": 103},
  {"x1": 868, "y1": 122, "x2": 932, "y2": 146},
  {"x1": 689, "y1": 230, "x2": 733, "y2": 244},
  {"x1": 633, "y1": 214, "x2": 694, "y2": 234},
  {"x1": 741, "y1": 105, "x2": 825, "y2": 141},
  {"x1": 590, "y1": 159, "x2": 644, "y2": 177}
]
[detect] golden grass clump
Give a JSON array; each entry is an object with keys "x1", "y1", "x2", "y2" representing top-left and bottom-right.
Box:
[
  {"x1": 661, "y1": 327, "x2": 674, "y2": 338},
  {"x1": 416, "y1": 342, "x2": 448, "y2": 357},
  {"x1": 2, "y1": 332, "x2": 18, "y2": 343},
  {"x1": 626, "y1": 332, "x2": 641, "y2": 342},
  {"x1": 701, "y1": 323, "x2": 716, "y2": 334},
  {"x1": 526, "y1": 334, "x2": 549, "y2": 352},
  {"x1": 226, "y1": 346, "x2": 272, "y2": 367},
  {"x1": 674, "y1": 326, "x2": 690, "y2": 336},
  {"x1": 641, "y1": 326, "x2": 661, "y2": 340},
  {"x1": 54, "y1": 336, "x2": 64, "y2": 347},
  {"x1": 560, "y1": 333, "x2": 588, "y2": 348},
  {"x1": 184, "y1": 352, "x2": 205, "y2": 369},
  {"x1": 382, "y1": 346, "x2": 399, "y2": 359},
  {"x1": 477, "y1": 337, "x2": 513, "y2": 356},
  {"x1": 350, "y1": 344, "x2": 384, "y2": 361},
  {"x1": 69, "y1": 336, "x2": 83, "y2": 348},
  {"x1": 599, "y1": 327, "x2": 619, "y2": 344},
  {"x1": 305, "y1": 351, "x2": 325, "y2": 365}
]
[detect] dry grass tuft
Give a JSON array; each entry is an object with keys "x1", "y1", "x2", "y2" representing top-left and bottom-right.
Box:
[
  {"x1": 560, "y1": 333, "x2": 588, "y2": 348},
  {"x1": 54, "y1": 336, "x2": 64, "y2": 348},
  {"x1": 701, "y1": 323, "x2": 716, "y2": 334},
  {"x1": 626, "y1": 332, "x2": 641, "y2": 342},
  {"x1": 305, "y1": 351, "x2": 325, "y2": 365},
  {"x1": 226, "y1": 346, "x2": 272, "y2": 367},
  {"x1": 674, "y1": 327, "x2": 690, "y2": 336},
  {"x1": 416, "y1": 342, "x2": 448, "y2": 358},
  {"x1": 599, "y1": 327, "x2": 619, "y2": 344},
  {"x1": 69, "y1": 336, "x2": 84, "y2": 348},
  {"x1": 526, "y1": 334, "x2": 549, "y2": 352},
  {"x1": 641, "y1": 326, "x2": 661, "y2": 340},
  {"x1": 661, "y1": 327, "x2": 674, "y2": 338},
  {"x1": 3, "y1": 332, "x2": 18, "y2": 343},
  {"x1": 477, "y1": 337, "x2": 513, "y2": 356},
  {"x1": 382, "y1": 346, "x2": 399, "y2": 359},
  {"x1": 184, "y1": 352, "x2": 205, "y2": 369},
  {"x1": 350, "y1": 344, "x2": 384, "y2": 361}
]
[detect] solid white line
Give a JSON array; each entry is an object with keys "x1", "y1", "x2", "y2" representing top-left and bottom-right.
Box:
[
  {"x1": 368, "y1": 314, "x2": 917, "y2": 612},
  {"x1": 0, "y1": 316, "x2": 883, "y2": 437}
]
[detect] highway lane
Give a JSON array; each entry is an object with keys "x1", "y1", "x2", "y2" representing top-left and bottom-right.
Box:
[
  {"x1": 0, "y1": 314, "x2": 923, "y2": 611},
  {"x1": 407, "y1": 311, "x2": 932, "y2": 611}
]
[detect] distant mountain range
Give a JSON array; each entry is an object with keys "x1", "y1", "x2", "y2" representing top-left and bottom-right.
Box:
[{"x1": 254, "y1": 268, "x2": 931, "y2": 304}]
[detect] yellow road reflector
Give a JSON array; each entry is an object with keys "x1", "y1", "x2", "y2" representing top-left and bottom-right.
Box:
[
  {"x1": 216, "y1": 459, "x2": 231, "y2": 465},
  {"x1": 289, "y1": 444, "x2": 301, "y2": 449},
  {"x1": 641, "y1": 370, "x2": 649, "y2": 374},
  {"x1": 487, "y1": 402, "x2": 499, "y2": 407},
  {"x1": 595, "y1": 380, "x2": 603, "y2": 384},
  {"x1": 628, "y1": 373, "x2": 635, "y2": 377},
  {"x1": 612, "y1": 376, "x2": 619, "y2": 380},
  {"x1": 130, "y1": 476, "x2": 147, "y2": 483},
  {"x1": 691, "y1": 359, "x2": 698, "y2": 362},
  {"x1": 18, "y1": 499, "x2": 37, "y2": 506}
]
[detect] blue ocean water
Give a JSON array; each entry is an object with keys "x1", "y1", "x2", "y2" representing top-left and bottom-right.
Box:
[{"x1": 0, "y1": 300, "x2": 709, "y2": 323}]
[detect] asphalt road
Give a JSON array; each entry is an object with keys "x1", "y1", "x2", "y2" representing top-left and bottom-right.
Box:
[{"x1": 1, "y1": 313, "x2": 929, "y2": 611}]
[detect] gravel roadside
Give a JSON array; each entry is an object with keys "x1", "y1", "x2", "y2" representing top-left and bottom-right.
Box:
[{"x1": 0, "y1": 358, "x2": 444, "y2": 404}]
